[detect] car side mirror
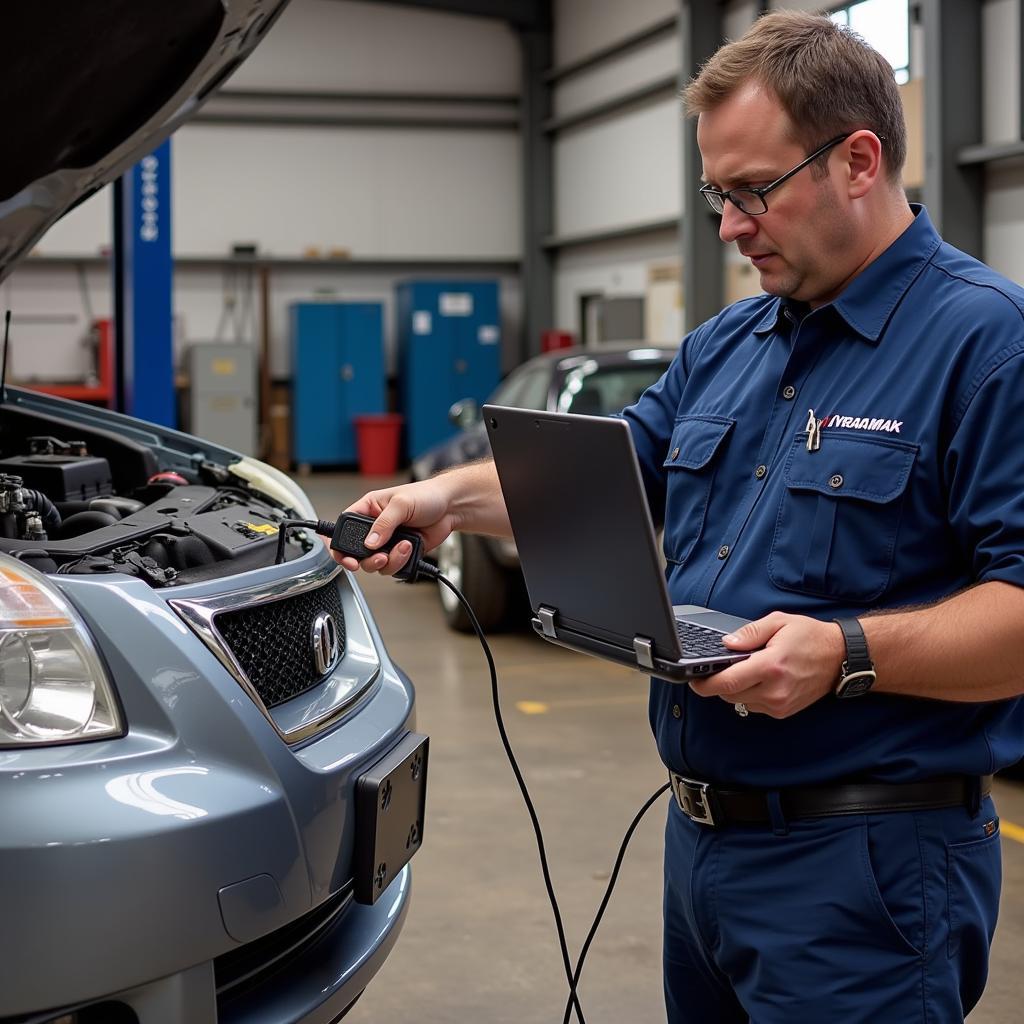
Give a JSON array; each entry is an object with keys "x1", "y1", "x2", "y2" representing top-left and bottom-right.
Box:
[{"x1": 448, "y1": 399, "x2": 480, "y2": 429}]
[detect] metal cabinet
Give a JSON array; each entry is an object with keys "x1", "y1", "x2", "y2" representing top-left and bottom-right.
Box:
[
  {"x1": 291, "y1": 302, "x2": 385, "y2": 466},
  {"x1": 396, "y1": 281, "x2": 501, "y2": 460},
  {"x1": 187, "y1": 342, "x2": 257, "y2": 456}
]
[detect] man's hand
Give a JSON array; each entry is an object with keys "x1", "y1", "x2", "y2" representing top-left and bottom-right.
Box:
[
  {"x1": 689, "y1": 613, "x2": 845, "y2": 719},
  {"x1": 331, "y1": 460, "x2": 510, "y2": 578},
  {"x1": 332, "y1": 478, "x2": 461, "y2": 577}
]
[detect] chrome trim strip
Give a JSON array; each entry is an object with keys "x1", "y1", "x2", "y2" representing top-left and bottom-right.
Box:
[{"x1": 169, "y1": 562, "x2": 380, "y2": 744}]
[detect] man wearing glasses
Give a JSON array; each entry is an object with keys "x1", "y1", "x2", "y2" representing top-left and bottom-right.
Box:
[{"x1": 336, "y1": 10, "x2": 1024, "y2": 1022}]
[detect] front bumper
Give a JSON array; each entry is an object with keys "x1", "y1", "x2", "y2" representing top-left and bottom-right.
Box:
[{"x1": 0, "y1": 554, "x2": 419, "y2": 1022}]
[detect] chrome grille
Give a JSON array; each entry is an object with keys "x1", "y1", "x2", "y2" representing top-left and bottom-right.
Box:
[{"x1": 214, "y1": 579, "x2": 346, "y2": 708}]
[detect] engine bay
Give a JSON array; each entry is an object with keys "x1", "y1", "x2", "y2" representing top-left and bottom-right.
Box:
[{"x1": 0, "y1": 412, "x2": 310, "y2": 587}]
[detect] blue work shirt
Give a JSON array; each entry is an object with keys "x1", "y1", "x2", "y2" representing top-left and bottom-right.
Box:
[{"x1": 624, "y1": 206, "x2": 1024, "y2": 787}]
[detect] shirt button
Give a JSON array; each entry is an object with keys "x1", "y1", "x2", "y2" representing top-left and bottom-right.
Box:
[
  {"x1": 672, "y1": 704, "x2": 682, "y2": 719},
  {"x1": 829, "y1": 474, "x2": 844, "y2": 489},
  {"x1": 754, "y1": 464, "x2": 767, "y2": 479},
  {"x1": 671, "y1": 447, "x2": 681, "y2": 460},
  {"x1": 782, "y1": 385, "x2": 796, "y2": 400},
  {"x1": 717, "y1": 545, "x2": 730, "y2": 560}
]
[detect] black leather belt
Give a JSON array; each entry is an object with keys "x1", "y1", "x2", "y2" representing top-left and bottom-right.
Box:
[{"x1": 669, "y1": 772, "x2": 993, "y2": 828}]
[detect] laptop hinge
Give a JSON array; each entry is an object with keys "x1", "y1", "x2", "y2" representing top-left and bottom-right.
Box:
[
  {"x1": 633, "y1": 635, "x2": 655, "y2": 670},
  {"x1": 537, "y1": 605, "x2": 558, "y2": 639}
]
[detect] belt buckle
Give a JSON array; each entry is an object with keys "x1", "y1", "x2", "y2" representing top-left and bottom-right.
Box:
[{"x1": 672, "y1": 774, "x2": 717, "y2": 827}]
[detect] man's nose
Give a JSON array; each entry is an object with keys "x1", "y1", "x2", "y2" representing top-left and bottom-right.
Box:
[{"x1": 718, "y1": 200, "x2": 757, "y2": 244}]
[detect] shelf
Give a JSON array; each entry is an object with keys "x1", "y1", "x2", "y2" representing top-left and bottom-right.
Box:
[
  {"x1": 22, "y1": 254, "x2": 521, "y2": 274},
  {"x1": 957, "y1": 140, "x2": 1024, "y2": 166},
  {"x1": 543, "y1": 216, "x2": 678, "y2": 251}
]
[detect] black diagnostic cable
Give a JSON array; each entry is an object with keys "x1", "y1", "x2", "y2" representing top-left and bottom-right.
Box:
[{"x1": 276, "y1": 514, "x2": 670, "y2": 1022}]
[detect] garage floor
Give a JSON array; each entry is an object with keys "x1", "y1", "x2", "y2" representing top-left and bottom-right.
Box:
[{"x1": 305, "y1": 472, "x2": 1024, "y2": 1024}]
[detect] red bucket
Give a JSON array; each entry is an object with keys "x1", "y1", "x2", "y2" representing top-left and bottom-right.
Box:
[{"x1": 354, "y1": 414, "x2": 403, "y2": 475}]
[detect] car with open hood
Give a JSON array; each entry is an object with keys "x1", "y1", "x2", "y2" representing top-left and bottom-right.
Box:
[{"x1": 0, "y1": 4, "x2": 425, "y2": 1023}]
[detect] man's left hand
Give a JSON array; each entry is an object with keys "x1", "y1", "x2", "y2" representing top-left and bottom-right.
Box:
[{"x1": 689, "y1": 613, "x2": 846, "y2": 719}]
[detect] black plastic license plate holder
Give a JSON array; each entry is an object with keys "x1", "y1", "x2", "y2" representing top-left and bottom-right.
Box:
[{"x1": 353, "y1": 732, "x2": 429, "y2": 905}]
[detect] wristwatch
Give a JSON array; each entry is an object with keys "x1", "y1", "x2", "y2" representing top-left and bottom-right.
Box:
[{"x1": 832, "y1": 618, "x2": 876, "y2": 698}]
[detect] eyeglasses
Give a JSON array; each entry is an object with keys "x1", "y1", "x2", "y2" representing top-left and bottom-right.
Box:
[{"x1": 698, "y1": 133, "x2": 852, "y2": 216}]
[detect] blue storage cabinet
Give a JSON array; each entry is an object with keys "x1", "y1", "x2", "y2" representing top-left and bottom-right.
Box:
[
  {"x1": 291, "y1": 302, "x2": 385, "y2": 466},
  {"x1": 396, "y1": 280, "x2": 501, "y2": 459}
]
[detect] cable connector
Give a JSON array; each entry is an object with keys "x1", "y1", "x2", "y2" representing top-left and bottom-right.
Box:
[{"x1": 275, "y1": 512, "x2": 433, "y2": 581}]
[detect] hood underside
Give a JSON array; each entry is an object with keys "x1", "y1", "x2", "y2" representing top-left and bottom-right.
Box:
[{"x1": 0, "y1": 0, "x2": 290, "y2": 282}]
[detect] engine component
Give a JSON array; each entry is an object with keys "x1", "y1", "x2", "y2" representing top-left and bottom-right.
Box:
[
  {"x1": 0, "y1": 453, "x2": 112, "y2": 501},
  {"x1": 60, "y1": 511, "x2": 120, "y2": 538},
  {"x1": 0, "y1": 476, "x2": 62, "y2": 540},
  {"x1": 26, "y1": 435, "x2": 89, "y2": 457}
]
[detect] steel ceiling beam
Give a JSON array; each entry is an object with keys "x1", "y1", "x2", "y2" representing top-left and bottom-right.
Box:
[{"x1": 354, "y1": 0, "x2": 549, "y2": 29}]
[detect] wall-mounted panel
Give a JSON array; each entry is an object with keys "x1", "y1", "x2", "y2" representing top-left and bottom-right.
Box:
[
  {"x1": 554, "y1": 0, "x2": 676, "y2": 67},
  {"x1": 553, "y1": 231, "x2": 680, "y2": 336},
  {"x1": 234, "y1": 0, "x2": 519, "y2": 94},
  {"x1": 553, "y1": 100, "x2": 682, "y2": 238},
  {"x1": 552, "y1": 34, "x2": 680, "y2": 120},
  {"x1": 982, "y1": 0, "x2": 1020, "y2": 145},
  {"x1": 984, "y1": 160, "x2": 1024, "y2": 284}
]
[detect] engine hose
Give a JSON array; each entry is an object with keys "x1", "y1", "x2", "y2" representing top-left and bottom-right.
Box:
[{"x1": 22, "y1": 489, "x2": 62, "y2": 535}]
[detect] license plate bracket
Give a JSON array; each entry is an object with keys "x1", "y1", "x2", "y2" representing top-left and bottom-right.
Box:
[{"x1": 353, "y1": 732, "x2": 429, "y2": 905}]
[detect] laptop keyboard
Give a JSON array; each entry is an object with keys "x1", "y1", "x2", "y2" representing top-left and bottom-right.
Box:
[{"x1": 675, "y1": 620, "x2": 733, "y2": 657}]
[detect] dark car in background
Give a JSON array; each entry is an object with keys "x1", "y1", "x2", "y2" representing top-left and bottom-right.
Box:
[{"x1": 411, "y1": 344, "x2": 676, "y2": 631}]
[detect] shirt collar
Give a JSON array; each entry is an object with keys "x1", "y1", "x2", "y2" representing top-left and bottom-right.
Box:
[{"x1": 749, "y1": 204, "x2": 941, "y2": 343}]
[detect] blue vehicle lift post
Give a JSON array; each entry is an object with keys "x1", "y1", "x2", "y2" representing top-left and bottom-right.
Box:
[{"x1": 112, "y1": 139, "x2": 176, "y2": 426}]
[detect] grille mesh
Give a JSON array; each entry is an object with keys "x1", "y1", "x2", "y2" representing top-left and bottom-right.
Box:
[{"x1": 215, "y1": 580, "x2": 346, "y2": 708}]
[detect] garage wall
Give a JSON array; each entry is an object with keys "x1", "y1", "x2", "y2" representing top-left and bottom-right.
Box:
[
  {"x1": 550, "y1": 0, "x2": 683, "y2": 342},
  {"x1": 4, "y1": 0, "x2": 523, "y2": 383}
]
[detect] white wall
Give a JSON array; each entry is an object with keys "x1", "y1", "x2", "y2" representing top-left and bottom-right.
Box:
[
  {"x1": 554, "y1": 0, "x2": 676, "y2": 67},
  {"x1": 981, "y1": 0, "x2": 1024, "y2": 286},
  {"x1": 8, "y1": 0, "x2": 523, "y2": 384},
  {"x1": 551, "y1": 0, "x2": 683, "y2": 339}
]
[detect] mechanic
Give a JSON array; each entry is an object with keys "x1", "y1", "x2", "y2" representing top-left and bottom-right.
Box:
[{"x1": 333, "y1": 11, "x2": 1024, "y2": 1022}]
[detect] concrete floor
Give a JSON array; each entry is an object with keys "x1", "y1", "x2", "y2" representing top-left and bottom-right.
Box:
[{"x1": 304, "y1": 472, "x2": 1024, "y2": 1024}]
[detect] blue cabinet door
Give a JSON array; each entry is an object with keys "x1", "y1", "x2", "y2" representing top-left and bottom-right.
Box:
[
  {"x1": 292, "y1": 302, "x2": 385, "y2": 465},
  {"x1": 397, "y1": 281, "x2": 501, "y2": 459}
]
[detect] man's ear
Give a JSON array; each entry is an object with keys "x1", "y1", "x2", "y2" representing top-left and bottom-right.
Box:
[{"x1": 845, "y1": 130, "x2": 884, "y2": 199}]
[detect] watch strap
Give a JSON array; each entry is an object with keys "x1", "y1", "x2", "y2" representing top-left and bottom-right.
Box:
[
  {"x1": 834, "y1": 617, "x2": 871, "y2": 672},
  {"x1": 832, "y1": 617, "x2": 876, "y2": 698}
]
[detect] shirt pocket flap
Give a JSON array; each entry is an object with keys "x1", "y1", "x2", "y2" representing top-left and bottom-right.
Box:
[
  {"x1": 784, "y1": 434, "x2": 918, "y2": 504},
  {"x1": 663, "y1": 415, "x2": 735, "y2": 470}
]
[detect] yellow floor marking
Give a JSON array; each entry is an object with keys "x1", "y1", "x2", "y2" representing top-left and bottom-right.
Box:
[
  {"x1": 516, "y1": 701, "x2": 549, "y2": 715},
  {"x1": 1000, "y1": 819, "x2": 1024, "y2": 845},
  {"x1": 515, "y1": 693, "x2": 647, "y2": 714}
]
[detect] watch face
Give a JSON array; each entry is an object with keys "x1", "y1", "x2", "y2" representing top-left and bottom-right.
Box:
[{"x1": 837, "y1": 671, "x2": 876, "y2": 698}]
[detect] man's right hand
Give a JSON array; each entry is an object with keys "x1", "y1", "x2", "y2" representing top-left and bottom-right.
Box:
[
  {"x1": 332, "y1": 460, "x2": 511, "y2": 578},
  {"x1": 331, "y1": 477, "x2": 460, "y2": 578}
]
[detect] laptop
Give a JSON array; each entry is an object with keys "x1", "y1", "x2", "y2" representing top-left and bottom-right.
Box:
[{"x1": 483, "y1": 405, "x2": 753, "y2": 682}]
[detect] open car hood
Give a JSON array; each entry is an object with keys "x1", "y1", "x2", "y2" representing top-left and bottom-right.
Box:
[{"x1": 0, "y1": 0, "x2": 290, "y2": 283}]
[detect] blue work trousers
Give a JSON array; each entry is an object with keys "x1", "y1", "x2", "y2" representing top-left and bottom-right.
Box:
[{"x1": 663, "y1": 795, "x2": 1001, "y2": 1023}]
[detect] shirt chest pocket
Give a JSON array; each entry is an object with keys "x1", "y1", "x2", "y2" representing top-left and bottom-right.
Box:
[
  {"x1": 768, "y1": 433, "x2": 918, "y2": 603},
  {"x1": 662, "y1": 414, "x2": 734, "y2": 565}
]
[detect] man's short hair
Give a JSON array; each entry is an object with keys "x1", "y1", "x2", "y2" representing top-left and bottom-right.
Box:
[{"x1": 683, "y1": 10, "x2": 907, "y2": 183}]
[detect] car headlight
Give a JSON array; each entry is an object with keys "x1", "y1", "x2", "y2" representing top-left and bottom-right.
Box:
[{"x1": 0, "y1": 560, "x2": 122, "y2": 747}]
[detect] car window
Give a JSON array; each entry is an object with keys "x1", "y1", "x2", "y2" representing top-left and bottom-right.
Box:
[
  {"x1": 558, "y1": 363, "x2": 670, "y2": 416},
  {"x1": 491, "y1": 364, "x2": 551, "y2": 410}
]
